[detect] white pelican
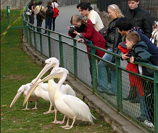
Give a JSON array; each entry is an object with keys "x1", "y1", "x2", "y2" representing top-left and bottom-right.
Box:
[
  {"x1": 24, "y1": 67, "x2": 95, "y2": 129},
  {"x1": 10, "y1": 81, "x2": 54, "y2": 114},
  {"x1": 24, "y1": 57, "x2": 76, "y2": 124}
]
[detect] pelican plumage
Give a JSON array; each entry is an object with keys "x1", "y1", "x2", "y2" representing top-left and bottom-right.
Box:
[
  {"x1": 25, "y1": 67, "x2": 95, "y2": 129},
  {"x1": 10, "y1": 81, "x2": 54, "y2": 114},
  {"x1": 24, "y1": 57, "x2": 76, "y2": 124}
]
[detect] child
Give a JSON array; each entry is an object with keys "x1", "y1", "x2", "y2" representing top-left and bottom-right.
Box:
[{"x1": 121, "y1": 31, "x2": 154, "y2": 126}]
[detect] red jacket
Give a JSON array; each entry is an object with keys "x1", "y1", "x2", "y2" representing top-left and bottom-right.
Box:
[
  {"x1": 118, "y1": 42, "x2": 144, "y2": 96},
  {"x1": 81, "y1": 19, "x2": 106, "y2": 57}
]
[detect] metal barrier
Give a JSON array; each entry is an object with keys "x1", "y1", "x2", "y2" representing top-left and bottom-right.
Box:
[{"x1": 23, "y1": 14, "x2": 158, "y2": 133}]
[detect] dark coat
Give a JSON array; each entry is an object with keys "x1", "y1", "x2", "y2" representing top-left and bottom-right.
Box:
[
  {"x1": 105, "y1": 18, "x2": 122, "y2": 52},
  {"x1": 125, "y1": 7, "x2": 153, "y2": 38}
]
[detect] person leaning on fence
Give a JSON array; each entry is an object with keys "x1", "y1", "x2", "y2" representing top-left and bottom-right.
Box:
[
  {"x1": 77, "y1": 2, "x2": 104, "y2": 32},
  {"x1": 44, "y1": 1, "x2": 54, "y2": 34},
  {"x1": 51, "y1": 0, "x2": 59, "y2": 31},
  {"x1": 116, "y1": 17, "x2": 158, "y2": 124},
  {"x1": 121, "y1": 32, "x2": 155, "y2": 126},
  {"x1": 97, "y1": 4, "x2": 123, "y2": 95},
  {"x1": 150, "y1": 21, "x2": 158, "y2": 47},
  {"x1": 68, "y1": 15, "x2": 106, "y2": 81},
  {"x1": 34, "y1": 1, "x2": 45, "y2": 32},
  {"x1": 28, "y1": 0, "x2": 35, "y2": 24},
  {"x1": 125, "y1": 0, "x2": 153, "y2": 38}
]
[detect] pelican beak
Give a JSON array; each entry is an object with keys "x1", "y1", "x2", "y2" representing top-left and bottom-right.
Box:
[
  {"x1": 41, "y1": 73, "x2": 56, "y2": 83},
  {"x1": 10, "y1": 91, "x2": 23, "y2": 107},
  {"x1": 23, "y1": 63, "x2": 52, "y2": 105}
]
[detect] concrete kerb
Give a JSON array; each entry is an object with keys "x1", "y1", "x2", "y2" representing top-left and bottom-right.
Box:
[{"x1": 22, "y1": 36, "x2": 148, "y2": 133}]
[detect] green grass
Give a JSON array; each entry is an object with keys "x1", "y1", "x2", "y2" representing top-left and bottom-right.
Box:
[{"x1": 1, "y1": 10, "x2": 113, "y2": 133}]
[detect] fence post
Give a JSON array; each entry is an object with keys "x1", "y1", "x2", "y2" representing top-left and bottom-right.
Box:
[
  {"x1": 28, "y1": 24, "x2": 32, "y2": 46},
  {"x1": 33, "y1": 26, "x2": 37, "y2": 48},
  {"x1": 90, "y1": 46, "x2": 97, "y2": 93},
  {"x1": 39, "y1": 30, "x2": 42, "y2": 53},
  {"x1": 6, "y1": 6, "x2": 10, "y2": 25},
  {"x1": 154, "y1": 70, "x2": 158, "y2": 133},
  {"x1": 48, "y1": 31, "x2": 51, "y2": 57},
  {"x1": 73, "y1": 39, "x2": 78, "y2": 77},
  {"x1": 116, "y1": 56, "x2": 122, "y2": 112},
  {"x1": 59, "y1": 34, "x2": 64, "y2": 67}
]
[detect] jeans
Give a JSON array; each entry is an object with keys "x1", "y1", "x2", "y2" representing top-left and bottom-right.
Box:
[
  {"x1": 52, "y1": 17, "x2": 56, "y2": 31},
  {"x1": 139, "y1": 95, "x2": 150, "y2": 121},
  {"x1": 97, "y1": 48, "x2": 116, "y2": 93},
  {"x1": 45, "y1": 17, "x2": 52, "y2": 31}
]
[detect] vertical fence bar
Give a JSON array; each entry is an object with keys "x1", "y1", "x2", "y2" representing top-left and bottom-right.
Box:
[
  {"x1": 28, "y1": 24, "x2": 32, "y2": 45},
  {"x1": 116, "y1": 56, "x2": 122, "y2": 112},
  {"x1": 154, "y1": 70, "x2": 158, "y2": 133},
  {"x1": 39, "y1": 31, "x2": 42, "y2": 53},
  {"x1": 48, "y1": 31, "x2": 51, "y2": 57},
  {"x1": 33, "y1": 26, "x2": 37, "y2": 48},
  {"x1": 59, "y1": 34, "x2": 64, "y2": 67},
  {"x1": 90, "y1": 47, "x2": 97, "y2": 93},
  {"x1": 73, "y1": 39, "x2": 78, "y2": 77}
]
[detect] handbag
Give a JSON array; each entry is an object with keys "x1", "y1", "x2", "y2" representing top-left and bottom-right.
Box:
[
  {"x1": 52, "y1": 3, "x2": 59, "y2": 17},
  {"x1": 38, "y1": 6, "x2": 45, "y2": 19},
  {"x1": 26, "y1": 8, "x2": 32, "y2": 16}
]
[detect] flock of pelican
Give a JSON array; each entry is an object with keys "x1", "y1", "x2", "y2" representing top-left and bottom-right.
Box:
[{"x1": 10, "y1": 57, "x2": 95, "y2": 129}]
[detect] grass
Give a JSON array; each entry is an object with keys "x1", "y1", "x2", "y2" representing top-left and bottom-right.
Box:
[{"x1": 1, "y1": 9, "x2": 114, "y2": 133}]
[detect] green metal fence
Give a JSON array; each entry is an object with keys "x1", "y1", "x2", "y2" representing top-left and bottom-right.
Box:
[{"x1": 23, "y1": 14, "x2": 158, "y2": 133}]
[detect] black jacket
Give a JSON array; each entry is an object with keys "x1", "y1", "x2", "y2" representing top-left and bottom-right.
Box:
[
  {"x1": 105, "y1": 18, "x2": 122, "y2": 52},
  {"x1": 125, "y1": 7, "x2": 153, "y2": 38}
]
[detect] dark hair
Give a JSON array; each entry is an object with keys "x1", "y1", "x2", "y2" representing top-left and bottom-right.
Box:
[
  {"x1": 38, "y1": 1, "x2": 43, "y2": 5},
  {"x1": 47, "y1": 1, "x2": 52, "y2": 6},
  {"x1": 77, "y1": 2, "x2": 93, "y2": 11},
  {"x1": 52, "y1": 0, "x2": 57, "y2": 2},
  {"x1": 128, "y1": 0, "x2": 139, "y2": 2},
  {"x1": 115, "y1": 17, "x2": 133, "y2": 31}
]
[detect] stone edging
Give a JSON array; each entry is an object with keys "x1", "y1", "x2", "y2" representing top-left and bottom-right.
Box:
[{"x1": 22, "y1": 37, "x2": 148, "y2": 133}]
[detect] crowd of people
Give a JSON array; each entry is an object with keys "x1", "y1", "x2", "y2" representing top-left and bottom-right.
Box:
[
  {"x1": 68, "y1": 0, "x2": 158, "y2": 128},
  {"x1": 26, "y1": 0, "x2": 59, "y2": 32}
]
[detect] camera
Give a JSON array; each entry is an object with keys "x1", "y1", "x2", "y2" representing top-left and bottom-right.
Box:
[{"x1": 68, "y1": 26, "x2": 76, "y2": 34}]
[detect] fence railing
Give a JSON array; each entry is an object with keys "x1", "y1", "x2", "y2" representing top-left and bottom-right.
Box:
[{"x1": 23, "y1": 13, "x2": 158, "y2": 133}]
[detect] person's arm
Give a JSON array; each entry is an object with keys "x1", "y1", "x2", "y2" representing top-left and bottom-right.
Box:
[
  {"x1": 134, "y1": 47, "x2": 151, "y2": 62},
  {"x1": 142, "y1": 14, "x2": 153, "y2": 38}
]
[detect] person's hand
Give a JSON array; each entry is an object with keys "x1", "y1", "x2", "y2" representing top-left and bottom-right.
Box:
[
  {"x1": 73, "y1": 31, "x2": 80, "y2": 36},
  {"x1": 122, "y1": 54, "x2": 129, "y2": 60},
  {"x1": 77, "y1": 38, "x2": 85, "y2": 43},
  {"x1": 130, "y1": 56, "x2": 135, "y2": 63}
]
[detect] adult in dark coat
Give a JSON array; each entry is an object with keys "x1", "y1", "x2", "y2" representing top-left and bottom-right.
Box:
[
  {"x1": 28, "y1": 0, "x2": 35, "y2": 24},
  {"x1": 125, "y1": 0, "x2": 153, "y2": 38}
]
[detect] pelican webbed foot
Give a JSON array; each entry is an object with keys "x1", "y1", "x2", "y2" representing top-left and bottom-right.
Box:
[{"x1": 43, "y1": 109, "x2": 55, "y2": 114}]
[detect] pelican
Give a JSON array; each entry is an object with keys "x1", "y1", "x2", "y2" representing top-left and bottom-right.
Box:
[
  {"x1": 10, "y1": 80, "x2": 54, "y2": 114},
  {"x1": 24, "y1": 67, "x2": 95, "y2": 129},
  {"x1": 24, "y1": 57, "x2": 76, "y2": 124}
]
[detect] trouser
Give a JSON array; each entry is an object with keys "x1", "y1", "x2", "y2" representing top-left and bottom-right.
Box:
[
  {"x1": 45, "y1": 17, "x2": 52, "y2": 31},
  {"x1": 97, "y1": 48, "x2": 116, "y2": 93},
  {"x1": 29, "y1": 14, "x2": 34, "y2": 24},
  {"x1": 36, "y1": 15, "x2": 43, "y2": 32},
  {"x1": 52, "y1": 17, "x2": 56, "y2": 31}
]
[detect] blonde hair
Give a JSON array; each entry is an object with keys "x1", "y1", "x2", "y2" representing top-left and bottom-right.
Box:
[
  {"x1": 108, "y1": 4, "x2": 124, "y2": 18},
  {"x1": 70, "y1": 15, "x2": 87, "y2": 25}
]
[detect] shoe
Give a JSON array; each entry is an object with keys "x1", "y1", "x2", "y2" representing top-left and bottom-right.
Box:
[{"x1": 144, "y1": 120, "x2": 154, "y2": 128}]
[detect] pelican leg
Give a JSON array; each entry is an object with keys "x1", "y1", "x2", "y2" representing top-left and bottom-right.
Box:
[
  {"x1": 61, "y1": 118, "x2": 70, "y2": 128},
  {"x1": 22, "y1": 102, "x2": 30, "y2": 110},
  {"x1": 64, "y1": 116, "x2": 76, "y2": 130},
  {"x1": 43, "y1": 103, "x2": 54, "y2": 114},
  {"x1": 52, "y1": 109, "x2": 65, "y2": 124},
  {"x1": 32, "y1": 101, "x2": 38, "y2": 110}
]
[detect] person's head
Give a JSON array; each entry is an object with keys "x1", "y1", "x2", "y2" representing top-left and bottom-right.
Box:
[
  {"x1": 52, "y1": 0, "x2": 57, "y2": 2},
  {"x1": 126, "y1": 31, "x2": 141, "y2": 49},
  {"x1": 30, "y1": 0, "x2": 34, "y2": 4},
  {"x1": 107, "y1": 4, "x2": 124, "y2": 19},
  {"x1": 77, "y1": 2, "x2": 93, "y2": 16},
  {"x1": 47, "y1": 1, "x2": 52, "y2": 6},
  {"x1": 116, "y1": 17, "x2": 133, "y2": 36},
  {"x1": 38, "y1": 1, "x2": 43, "y2": 5},
  {"x1": 70, "y1": 15, "x2": 87, "y2": 28},
  {"x1": 128, "y1": 0, "x2": 140, "y2": 10}
]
